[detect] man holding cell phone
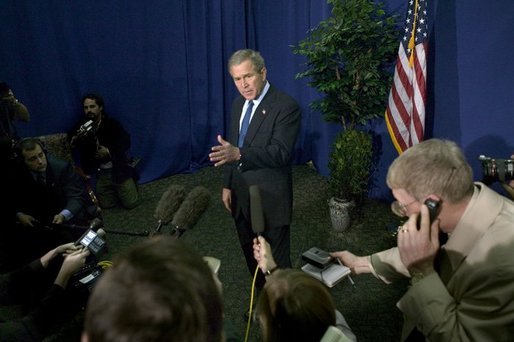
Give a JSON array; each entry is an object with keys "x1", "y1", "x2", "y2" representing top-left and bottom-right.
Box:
[{"x1": 331, "y1": 139, "x2": 514, "y2": 341}]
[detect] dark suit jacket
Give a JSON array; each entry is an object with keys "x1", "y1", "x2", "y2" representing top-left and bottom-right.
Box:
[
  {"x1": 14, "y1": 154, "x2": 89, "y2": 225},
  {"x1": 223, "y1": 84, "x2": 301, "y2": 228}
]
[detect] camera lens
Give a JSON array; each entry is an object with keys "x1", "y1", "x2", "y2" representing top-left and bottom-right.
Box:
[{"x1": 480, "y1": 157, "x2": 514, "y2": 184}]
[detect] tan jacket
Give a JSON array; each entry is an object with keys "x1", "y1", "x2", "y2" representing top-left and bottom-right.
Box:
[{"x1": 370, "y1": 183, "x2": 514, "y2": 341}]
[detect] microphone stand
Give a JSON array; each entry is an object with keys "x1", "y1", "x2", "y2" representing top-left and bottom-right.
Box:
[
  {"x1": 102, "y1": 228, "x2": 151, "y2": 237},
  {"x1": 48, "y1": 222, "x2": 151, "y2": 237}
]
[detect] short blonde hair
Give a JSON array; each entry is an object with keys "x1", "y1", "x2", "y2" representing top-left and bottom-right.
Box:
[{"x1": 386, "y1": 139, "x2": 474, "y2": 203}]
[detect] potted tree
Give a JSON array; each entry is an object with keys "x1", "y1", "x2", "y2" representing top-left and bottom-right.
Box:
[{"x1": 292, "y1": 0, "x2": 399, "y2": 231}]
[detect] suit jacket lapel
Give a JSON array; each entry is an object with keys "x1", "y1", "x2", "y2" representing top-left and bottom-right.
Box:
[{"x1": 243, "y1": 86, "x2": 275, "y2": 146}]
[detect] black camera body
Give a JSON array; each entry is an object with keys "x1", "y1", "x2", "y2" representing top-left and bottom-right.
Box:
[
  {"x1": 77, "y1": 120, "x2": 93, "y2": 137},
  {"x1": 478, "y1": 155, "x2": 514, "y2": 184}
]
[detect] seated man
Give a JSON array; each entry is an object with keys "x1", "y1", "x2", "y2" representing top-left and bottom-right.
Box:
[
  {"x1": 332, "y1": 139, "x2": 514, "y2": 341},
  {"x1": 0, "y1": 243, "x2": 90, "y2": 341},
  {"x1": 253, "y1": 236, "x2": 356, "y2": 342},
  {"x1": 68, "y1": 94, "x2": 140, "y2": 209},
  {"x1": 8, "y1": 137, "x2": 96, "y2": 268},
  {"x1": 82, "y1": 236, "x2": 224, "y2": 342}
]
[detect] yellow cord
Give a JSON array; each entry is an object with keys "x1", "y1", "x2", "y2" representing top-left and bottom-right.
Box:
[
  {"x1": 97, "y1": 260, "x2": 113, "y2": 269},
  {"x1": 244, "y1": 264, "x2": 260, "y2": 342}
]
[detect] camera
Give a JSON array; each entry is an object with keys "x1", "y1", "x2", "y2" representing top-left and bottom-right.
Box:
[
  {"x1": 76, "y1": 120, "x2": 94, "y2": 138},
  {"x1": 478, "y1": 155, "x2": 514, "y2": 184}
]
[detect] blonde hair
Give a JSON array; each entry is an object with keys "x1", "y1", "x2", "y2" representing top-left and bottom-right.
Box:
[{"x1": 386, "y1": 139, "x2": 474, "y2": 203}]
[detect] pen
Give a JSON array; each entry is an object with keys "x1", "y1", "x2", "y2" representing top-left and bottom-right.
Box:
[
  {"x1": 347, "y1": 275, "x2": 355, "y2": 287},
  {"x1": 336, "y1": 257, "x2": 356, "y2": 287}
]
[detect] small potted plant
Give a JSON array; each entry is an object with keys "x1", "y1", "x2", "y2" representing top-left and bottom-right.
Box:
[{"x1": 292, "y1": 0, "x2": 399, "y2": 230}]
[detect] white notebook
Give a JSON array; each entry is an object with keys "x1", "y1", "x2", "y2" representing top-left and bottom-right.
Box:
[{"x1": 301, "y1": 263, "x2": 352, "y2": 288}]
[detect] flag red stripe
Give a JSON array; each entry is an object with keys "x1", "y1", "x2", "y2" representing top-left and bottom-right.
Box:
[{"x1": 385, "y1": 0, "x2": 428, "y2": 153}]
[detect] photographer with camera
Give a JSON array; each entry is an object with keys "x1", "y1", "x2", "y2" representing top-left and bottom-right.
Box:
[
  {"x1": 0, "y1": 242, "x2": 90, "y2": 341},
  {"x1": 332, "y1": 139, "x2": 514, "y2": 341},
  {"x1": 68, "y1": 94, "x2": 140, "y2": 210},
  {"x1": 0, "y1": 82, "x2": 30, "y2": 158}
]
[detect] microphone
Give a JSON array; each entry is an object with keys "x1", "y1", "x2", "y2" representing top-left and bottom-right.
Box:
[
  {"x1": 249, "y1": 185, "x2": 265, "y2": 236},
  {"x1": 171, "y1": 186, "x2": 211, "y2": 238},
  {"x1": 153, "y1": 184, "x2": 187, "y2": 235},
  {"x1": 49, "y1": 217, "x2": 103, "y2": 231},
  {"x1": 89, "y1": 217, "x2": 104, "y2": 231}
]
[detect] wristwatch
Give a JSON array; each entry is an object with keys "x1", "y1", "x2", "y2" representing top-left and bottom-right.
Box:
[{"x1": 265, "y1": 266, "x2": 279, "y2": 276}]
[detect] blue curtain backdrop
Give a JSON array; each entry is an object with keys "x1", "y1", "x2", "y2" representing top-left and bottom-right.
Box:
[{"x1": 2, "y1": 0, "x2": 514, "y2": 199}]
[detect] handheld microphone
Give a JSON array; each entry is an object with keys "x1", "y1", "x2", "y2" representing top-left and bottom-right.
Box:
[
  {"x1": 249, "y1": 185, "x2": 265, "y2": 236},
  {"x1": 171, "y1": 186, "x2": 211, "y2": 238},
  {"x1": 153, "y1": 184, "x2": 187, "y2": 235},
  {"x1": 89, "y1": 217, "x2": 104, "y2": 231},
  {"x1": 50, "y1": 217, "x2": 102, "y2": 231}
]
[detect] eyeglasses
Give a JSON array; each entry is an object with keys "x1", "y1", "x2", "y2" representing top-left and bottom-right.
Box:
[{"x1": 391, "y1": 199, "x2": 417, "y2": 217}]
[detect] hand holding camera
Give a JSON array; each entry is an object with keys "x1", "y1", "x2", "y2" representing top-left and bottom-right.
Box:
[
  {"x1": 77, "y1": 120, "x2": 94, "y2": 137},
  {"x1": 70, "y1": 120, "x2": 96, "y2": 147}
]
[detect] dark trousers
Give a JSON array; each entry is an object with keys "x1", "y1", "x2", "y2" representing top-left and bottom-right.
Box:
[{"x1": 234, "y1": 213, "x2": 291, "y2": 289}]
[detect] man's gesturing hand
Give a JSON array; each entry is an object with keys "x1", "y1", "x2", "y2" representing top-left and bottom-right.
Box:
[{"x1": 209, "y1": 135, "x2": 240, "y2": 167}]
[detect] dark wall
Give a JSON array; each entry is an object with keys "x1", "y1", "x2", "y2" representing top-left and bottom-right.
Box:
[{"x1": 1, "y1": 0, "x2": 513, "y2": 199}]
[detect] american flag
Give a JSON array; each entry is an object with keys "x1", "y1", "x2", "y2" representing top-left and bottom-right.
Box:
[{"x1": 385, "y1": 0, "x2": 428, "y2": 153}]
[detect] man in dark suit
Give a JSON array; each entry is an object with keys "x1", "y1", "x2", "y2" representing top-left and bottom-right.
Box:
[
  {"x1": 210, "y1": 49, "x2": 301, "y2": 288},
  {"x1": 6, "y1": 138, "x2": 95, "y2": 269}
]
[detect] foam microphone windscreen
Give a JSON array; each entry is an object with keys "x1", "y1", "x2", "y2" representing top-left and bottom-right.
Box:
[
  {"x1": 249, "y1": 185, "x2": 265, "y2": 235},
  {"x1": 171, "y1": 186, "x2": 211, "y2": 231},
  {"x1": 154, "y1": 184, "x2": 187, "y2": 224}
]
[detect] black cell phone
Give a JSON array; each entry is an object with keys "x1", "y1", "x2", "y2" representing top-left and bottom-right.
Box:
[{"x1": 416, "y1": 198, "x2": 441, "y2": 229}]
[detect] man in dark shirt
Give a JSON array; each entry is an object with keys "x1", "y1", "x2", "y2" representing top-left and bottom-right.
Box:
[{"x1": 68, "y1": 94, "x2": 139, "y2": 209}]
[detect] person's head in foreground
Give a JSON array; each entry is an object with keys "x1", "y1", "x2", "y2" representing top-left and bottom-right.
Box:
[
  {"x1": 256, "y1": 268, "x2": 336, "y2": 342},
  {"x1": 81, "y1": 236, "x2": 223, "y2": 342}
]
